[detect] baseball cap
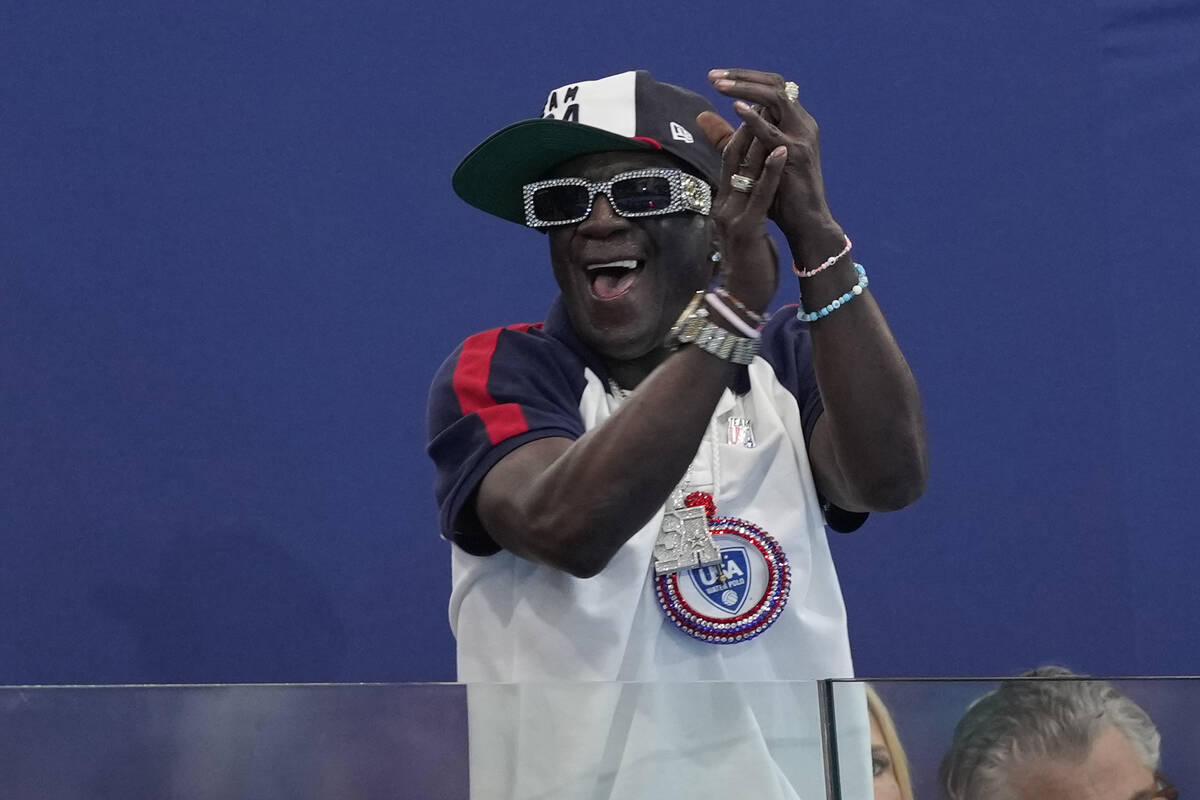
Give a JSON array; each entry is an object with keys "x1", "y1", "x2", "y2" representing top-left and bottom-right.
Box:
[{"x1": 452, "y1": 70, "x2": 723, "y2": 225}]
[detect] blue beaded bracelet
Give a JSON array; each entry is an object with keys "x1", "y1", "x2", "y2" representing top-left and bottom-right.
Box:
[{"x1": 796, "y1": 263, "x2": 869, "y2": 323}]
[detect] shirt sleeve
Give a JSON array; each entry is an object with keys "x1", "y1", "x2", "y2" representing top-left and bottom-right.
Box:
[
  {"x1": 426, "y1": 323, "x2": 589, "y2": 554},
  {"x1": 758, "y1": 307, "x2": 869, "y2": 534}
]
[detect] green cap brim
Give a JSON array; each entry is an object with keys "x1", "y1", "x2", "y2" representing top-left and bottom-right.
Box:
[{"x1": 451, "y1": 118, "x2": 658, "y2": 226}]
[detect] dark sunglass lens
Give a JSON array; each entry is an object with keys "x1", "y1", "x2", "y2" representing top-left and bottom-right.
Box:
[
  {"x1": 532, "y1": 185, "x2": 590, "y2": 222},
  {"x1": 611, "y1": 176, "x2": 673, "y2": 214}
]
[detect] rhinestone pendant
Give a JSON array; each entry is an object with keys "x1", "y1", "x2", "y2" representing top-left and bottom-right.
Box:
[
  {"x1": 654, "y1": 505, "x2": 721, "y2": 577},
  {"x1": 655, "y1": 516, "x2": 792, "y2": 645}
]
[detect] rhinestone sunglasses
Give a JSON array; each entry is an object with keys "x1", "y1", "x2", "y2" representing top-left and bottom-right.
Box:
[{"x1": 522, "y1": 168, "x2": 712, "y2": 228}]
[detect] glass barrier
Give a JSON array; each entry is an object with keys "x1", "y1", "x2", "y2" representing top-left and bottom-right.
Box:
[
  {"x1": 10, "y1": 678, "x2": 1191, "y2": 798},
  {"x1": 829, "y1": 677, "x2": 1199, "y2": 800},
  {"x1": 0, "y1": 683, "x2": 468, "y2": 799},
  {"x1": 0, "y1": 681, "x2": 832, "y2": 800}
]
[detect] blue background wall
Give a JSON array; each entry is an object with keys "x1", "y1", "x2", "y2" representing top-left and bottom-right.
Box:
[{"x1": 2, "y1": 0, "x2": 1198, "y2": 683}]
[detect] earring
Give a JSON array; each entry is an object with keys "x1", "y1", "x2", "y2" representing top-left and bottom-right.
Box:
[{"x1": 710, "y1": 251, "x2": 722, "y2": 263}]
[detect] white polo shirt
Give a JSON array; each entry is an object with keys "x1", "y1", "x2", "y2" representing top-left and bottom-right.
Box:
[
  {"x1": 429, "y1": 296, "x2": 865, "y2": 683},
  {"x1": 427, "y1": 297, "x2": 872, "y2": 799}
]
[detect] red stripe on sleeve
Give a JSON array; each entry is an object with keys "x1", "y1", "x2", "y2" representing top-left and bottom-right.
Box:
[
  {"x1": 474, "y1": 403, "x2": 530, "y2": 445},
  {"x1": 452, "y1": 325, "x2": 538, "y2": 446}
]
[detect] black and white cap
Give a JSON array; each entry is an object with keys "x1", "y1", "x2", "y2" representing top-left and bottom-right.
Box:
[{"x1": 452, "y1": 70, "x2": 723, "y2": 226}]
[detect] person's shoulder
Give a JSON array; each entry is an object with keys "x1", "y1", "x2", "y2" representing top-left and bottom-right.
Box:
[
  {"x1": 438, "y1": 320, "x2": 583, "y2": 374},
  {"x1": 459, "y1": 320, "x2": 551, "y2": 347},
  {"x1": 429, "y1": 318, "x2": 590, "y2": 414}
]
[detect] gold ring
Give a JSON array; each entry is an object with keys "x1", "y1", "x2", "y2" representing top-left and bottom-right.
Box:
[
  {"x1": 784, "y1": 81, "x2": 799, "y2": 103},
  {"x1": 730, "y1": 174, "x2": 756, "y2": 193}
]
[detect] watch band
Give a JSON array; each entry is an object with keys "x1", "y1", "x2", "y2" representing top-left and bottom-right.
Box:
[{"x1": 666, "y1": 292, "x2": 761, "y2": 365}]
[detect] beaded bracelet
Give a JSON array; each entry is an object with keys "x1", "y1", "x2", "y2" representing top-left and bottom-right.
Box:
[
  {"x1": 711, "y1": 285, "x2": 770, "y2": 326},
  {"x1": 705, "y1": 292, "x2": 761, "y2": 339},
  {"x1": 796, "y1": 263, "x2": 868, "y2": 322},
  {"x1": 793, "y1": 234, "x2": 852, "y2": 279}
]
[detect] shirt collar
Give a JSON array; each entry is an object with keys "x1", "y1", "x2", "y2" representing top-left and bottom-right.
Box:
[{"x1": 542, "y1": 296, "x2": 614, "y2": 387}]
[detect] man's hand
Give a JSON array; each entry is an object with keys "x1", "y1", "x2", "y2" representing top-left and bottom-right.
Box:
[
  {"x1": 698, "y1": 68, "x2": 847, "y2": 268},
  {"x1": 699, "y1": 67, "x2": 929, "y2": 515},
  {"x1": 703, "y1": 120, "x2": 787, "y2": 314}
]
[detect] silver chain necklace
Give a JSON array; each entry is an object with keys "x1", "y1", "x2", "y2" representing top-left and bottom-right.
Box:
[{"x1": 609, "y1": 380, "x2": 723, "y2": 575}]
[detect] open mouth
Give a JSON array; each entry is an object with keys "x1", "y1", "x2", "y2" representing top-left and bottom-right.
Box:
[{"x1": 587, "y1": 259, "x2": 643, "y2": 300}]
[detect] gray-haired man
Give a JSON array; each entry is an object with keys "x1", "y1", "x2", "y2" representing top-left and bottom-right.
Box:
[{"x1": 940, "y1": 666, "x2": 1174, "y2": 800}]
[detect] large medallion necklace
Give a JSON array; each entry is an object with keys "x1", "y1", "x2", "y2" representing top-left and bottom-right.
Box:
[
  {"x1": 606, "y1": 381, "x2": 791, "y2": 644},
  {"x1": 651, "y1": 410, "x2": 791, "y2": 645},
  {"x1": 654, "y1": 491, "x2": 792, "y2": 644}
]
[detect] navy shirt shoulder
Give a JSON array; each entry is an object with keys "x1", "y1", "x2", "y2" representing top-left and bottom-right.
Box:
[{"x1": 427, "y1": 320, "x2": 590, "y2": 554}]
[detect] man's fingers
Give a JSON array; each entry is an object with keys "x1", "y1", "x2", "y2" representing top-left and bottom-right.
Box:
[
  {"x1": 745, "y1": 146, "x2": 787, "y2": 218},
  {"x1": 696, "y1": 110, "x2": 735, "y2": 152},
  {"x1": 732, "y1": 101, "x2": 787, "y2": 148},
  {"x1": 715, "y1": 79, "x2": 796, "y2": 113},
  {"x1": 709, "y1": 68, "x2": 784, "y2": 88},
  {"x1": 737, "y1": 138, "x2": 768, "y2": 188},
  {"x1": 711, "y1": 74, "x2": 809, "y2": 130},
  {"x1": 719, "y1": 122, "x2": 755, "y2": 190}
]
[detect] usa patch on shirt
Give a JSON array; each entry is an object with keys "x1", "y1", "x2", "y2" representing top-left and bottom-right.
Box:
[{"x1": 726, "y1": 417, "x2": 756, "y2": 448}]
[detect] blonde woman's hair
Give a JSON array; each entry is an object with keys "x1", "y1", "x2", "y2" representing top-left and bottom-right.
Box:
[{"x1": 867, "y1": 684, "x2": 916, "y2": 800}]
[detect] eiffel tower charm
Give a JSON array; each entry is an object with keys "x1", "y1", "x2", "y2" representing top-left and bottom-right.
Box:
[{"x1": 653, "y1": 502, "x2": 720, "y2": 577}]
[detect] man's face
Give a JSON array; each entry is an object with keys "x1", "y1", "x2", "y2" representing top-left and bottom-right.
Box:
[
  {"x1": 546, "y1": 151, "x2": 713, "y2": 366},
  {"x1": 1004, "y1": 725, "x2": 1161, "y2": 800}
]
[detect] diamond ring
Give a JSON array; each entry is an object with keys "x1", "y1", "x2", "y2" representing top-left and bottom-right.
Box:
[
  {"x1": 784, "y1": 81, "x2": 799, "y2": 103},
  {"x1": 730, "y1": 174, "x2": 757, "y2": 193}
]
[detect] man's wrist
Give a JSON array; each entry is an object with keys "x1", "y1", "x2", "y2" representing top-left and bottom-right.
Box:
[
  {"x1": 665, "y1": 294, "x2": 761, "y2": 365},
  {"x1": 717, "y1": 278, "x2": 773, "y2": 316},
  {"x1": 785, "y1": 218, "x2": 846, "y2": 269}
]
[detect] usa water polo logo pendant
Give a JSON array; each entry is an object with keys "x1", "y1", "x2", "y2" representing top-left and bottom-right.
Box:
[{"x1": 655, "y1": 493, "x2": 791, "y2": 644}]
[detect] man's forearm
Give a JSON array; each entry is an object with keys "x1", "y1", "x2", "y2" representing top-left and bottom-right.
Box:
[
  {"x1": 792, "y1": 230, "x2": 928, "y2": 511},
  {"x1": 477, "y1": 345, "x2": 736, "y2": 577}
]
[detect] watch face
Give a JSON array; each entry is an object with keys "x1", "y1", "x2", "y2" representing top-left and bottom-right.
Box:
[
  {"x1": 685, "y1": 315, "x2": 709, "y2": 342},
  {"x1": 670, "y1": 292, "x2": 704, "y2": 332}
]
